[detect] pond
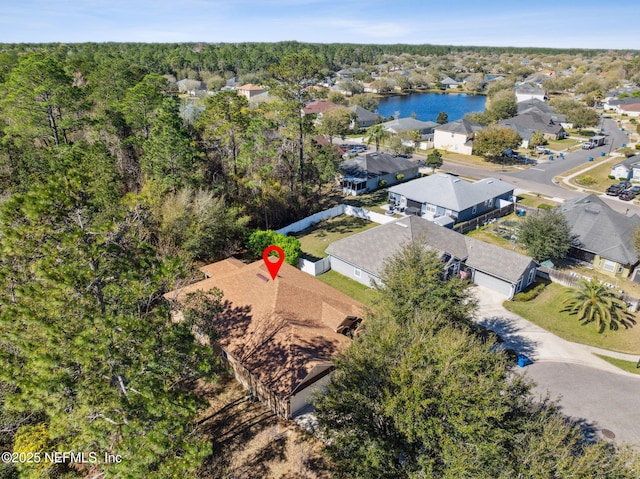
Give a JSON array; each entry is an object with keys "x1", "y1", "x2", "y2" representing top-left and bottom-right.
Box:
[{"x1": 377, "y1": 92, "x2": 486, "y2": 123}]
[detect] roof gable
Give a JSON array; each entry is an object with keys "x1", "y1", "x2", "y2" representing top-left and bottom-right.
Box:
[
  {"x1": 165, "y1": 260, "x2": 363, "y2": 399},
  {"x1": 388, "y1": 174, "x2": 514, "y2": 212},
  {"x1": 340, "y1": 152, "x2": 416, "y2": 180},
  {"x1": 559, "y1": 195, "x2": 640, "y2": 265},
  {"x1": 434, "y1": 118, "x2": 482, "y2": 135},
  {"x1": 327, "y1": 216, "x2": 534, "y2": 283}
]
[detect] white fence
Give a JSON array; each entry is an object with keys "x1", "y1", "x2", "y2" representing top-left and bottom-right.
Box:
[
  {"x1": 298, "y1": 256, "x2": 331, "y2": 276},
  {"x1": 276, "y1": 205, "x2": 345, "y2": 236},
  {"x1": 276, "y1": 204, "x2": 395, "y2": 236},
  {"x1": 343, "y1": 204, "x2": 397, "y2": 225}
]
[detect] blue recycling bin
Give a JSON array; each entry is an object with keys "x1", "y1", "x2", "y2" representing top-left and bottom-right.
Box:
[
  {"x1": 549, "y1": 155, "x2": 553, "y2": 161},
  {"x1": 559, "y1": 152, "x2": 564, "y2": 158},
  {"x1": 601, "y1": 152, "x2": 605, "y2": 157},
  {"x1": 622, "y1": 144, "x2": 626, "y2": 148},
  {"x1": 588, "y1": 157, "x2": 594, "y2": 162},
  {"x1": 517, "y1": 354, "x2": 533, "y2": 367}
]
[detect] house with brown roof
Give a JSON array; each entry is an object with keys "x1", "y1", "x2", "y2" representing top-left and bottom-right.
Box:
[
  {"x1": 301, "y1": 99, "x2": 341, "y2": 116},
  {"x1": 165, "y1": 258, "x2": 364, "y2": 419},
  {"x1": 237, "y1": 83, "x2": 267, "y2": 100}
]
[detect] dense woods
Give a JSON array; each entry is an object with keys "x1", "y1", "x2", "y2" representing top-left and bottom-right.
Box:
[{"x1": 1, "y1": 41, "x2": 639, "y2": 477}]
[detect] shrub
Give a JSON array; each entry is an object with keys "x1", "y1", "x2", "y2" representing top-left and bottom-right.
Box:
[
  {"x1": 378, "y1": 179, "x2": 388, "y2": 187},
  {"x1": 512, "y1": 281, "x2": 547, "y2": 302},
  {"x1": 608, "y1": 175, "x2": 616, "y2": 179},
  {"x1": 246, "y1": 230, "x2": 301, "y2": 266},
  {"x1": 396, "y1": 173, "x2": 404, "y2": 181},
  {"x1": 575, "y1": 175, "x2": 596, "y2": 186},
  {"x1": 537, "y1": 203, "x2": 553, "y2": 210}
]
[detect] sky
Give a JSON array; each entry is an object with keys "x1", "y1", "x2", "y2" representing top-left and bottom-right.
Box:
[{"x1": 1, "y1": 0, "x2": 639, "y2": 50}]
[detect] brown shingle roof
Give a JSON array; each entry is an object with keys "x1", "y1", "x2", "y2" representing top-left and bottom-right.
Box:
[
  {"x1": 302, "y1": 99, "x2": 340, "y2": 115},
  {"x1": 165, "y1": 259, "x2": 364, "y2": 400}
]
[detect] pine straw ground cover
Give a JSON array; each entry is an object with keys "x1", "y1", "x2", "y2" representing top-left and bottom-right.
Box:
[{"x1": 196, "y1": 376, "x2": 330, "y2": 478}]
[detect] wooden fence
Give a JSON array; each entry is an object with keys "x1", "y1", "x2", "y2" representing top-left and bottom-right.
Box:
[
  {"x1": 453, "y1": 204, "x2": 515, "y2": 234},
  {"x1": 537, "y1": 266, "x2": 640, "y2": 311}
]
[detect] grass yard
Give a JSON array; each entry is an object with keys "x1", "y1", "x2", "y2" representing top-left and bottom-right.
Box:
[
  {"x1": 465, "y1": 214, "x2": 528, "y2": 255},
  {"x1": 517, "y1": 193, "x2": 561, "y2": 208},
  {"x1": 342, "y1": 188, "x2": 389, "y2": 209},
  {"x1": 315, "y1": 270, "x2": 376, "y2": 307},
  {"x1": 504, "y1": 282, "x2": 640, "y2": 354},
  {"x1": 295, "y1": 215, "x2": 377, "y2": 260},
  {"x1": 594, "y1": 354, "x2": 640, "y2": 375},
  {"x1": 547, "y1": 138, "x2": 579, "y2": 151}
]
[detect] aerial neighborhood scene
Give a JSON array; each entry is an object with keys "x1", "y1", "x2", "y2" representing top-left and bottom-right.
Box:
[{"x1": 3, "y1": 0, "x2": 640, "y2": 477}]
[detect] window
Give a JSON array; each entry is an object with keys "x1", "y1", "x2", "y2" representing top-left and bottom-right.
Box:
[
  {"x1": 472, "y1": 206, "x2": 477, "y2": 214},
  {"x1": 618, "y1": 266, "x2": 624, "y2": 273},
  {"x1": 527, "y1": 268, "x2": 536, "y2": 285},
  {"x1": 354, "y1": 268, "x2": 362, "y2": 278}
]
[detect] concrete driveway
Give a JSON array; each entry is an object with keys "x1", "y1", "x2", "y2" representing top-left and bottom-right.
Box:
[{"x1": 473, "y1": 286, "x2": 640, "y2": 446}]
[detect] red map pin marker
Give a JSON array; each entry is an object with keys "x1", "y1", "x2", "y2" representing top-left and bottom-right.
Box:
[{"x1": 262, "y1": 245, "x2": 285, "y2": 280}]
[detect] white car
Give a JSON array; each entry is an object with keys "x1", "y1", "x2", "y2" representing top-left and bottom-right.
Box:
[{"x1": 535, "y1": 146, "x2": 551, "y2": 154}]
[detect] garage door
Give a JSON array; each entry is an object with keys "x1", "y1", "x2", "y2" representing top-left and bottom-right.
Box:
[{"x1": 473, "y1": 271, "x2": 514, "y2": 298}]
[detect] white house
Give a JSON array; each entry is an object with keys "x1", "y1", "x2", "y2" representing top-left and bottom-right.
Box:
[
  {"x1": 515, "y1": 83, "x2": 546, "y2": 103},
  {"x1": 433, "y1": 119, "x2": 483, "y2": 155}
]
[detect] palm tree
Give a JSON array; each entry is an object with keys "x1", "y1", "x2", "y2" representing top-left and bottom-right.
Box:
[
  {"x1": 562, "y1": 279, "x2": 635, "y2": 333},
  {"x1": 365, "y1": 124, "x2": 389, "y2": 152}
]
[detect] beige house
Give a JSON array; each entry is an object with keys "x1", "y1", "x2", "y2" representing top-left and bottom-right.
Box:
[
  {"x1": 433, "y1": 119, "x2": 483, "y2": 155},
  {"x1": 237, "y1": 83, "x2": 266, "y2": 100},
  {"x1": 165, "y1": 258, "x2": 363, "y2": 419}
]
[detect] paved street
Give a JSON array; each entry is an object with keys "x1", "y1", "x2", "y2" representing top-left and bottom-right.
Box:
[{"x1": 474, "y1": 286, "x2": 640, "y2": 447}]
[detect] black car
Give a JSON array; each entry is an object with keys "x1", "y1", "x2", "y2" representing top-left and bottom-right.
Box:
[
  {"x1": 619, "y1": 190, "x2": 637, "y2": 201},
  {"x1": 630, "y1": 185, "x2": 640, "y2": 195},
  {"x1": 606, "y1": 184, "x2": 625, "y2": 196}
]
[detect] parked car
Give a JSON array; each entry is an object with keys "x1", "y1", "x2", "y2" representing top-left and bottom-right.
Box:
[
  {"x1": 618, "y1": 181, "x2": 632, "y2": 189},
  {"x1": 619, "y1": 190, "x2": 636, "y2": 201},
  {"x1": 606, "y1": 184, "x2": 626, "y2": 196},
  {"x1": 582, "y1": 142, "x2": 595, "y2": 150},
  {"x1": 535, "y1": 146, "x2": 551, "y2": 154},
  {"x1": 629, "y1": 185, "x2": 640, "y2": 195}
]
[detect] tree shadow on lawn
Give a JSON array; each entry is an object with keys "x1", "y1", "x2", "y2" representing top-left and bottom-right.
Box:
[{"x1": 478, "y1": 315, "x2": 538, "y2": 359}]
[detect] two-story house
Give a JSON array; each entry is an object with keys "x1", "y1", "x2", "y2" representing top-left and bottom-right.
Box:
[
  {"x1": 433, "y1": 119, "x2": 483, "y2": 155},
  {"x1": 387, "y1": 173, "x2": 515, "y2": 223}
]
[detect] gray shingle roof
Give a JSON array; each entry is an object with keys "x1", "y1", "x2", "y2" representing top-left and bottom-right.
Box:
[
  {"x1": 326, "y1": 216, "x2": 534, "y2": 283},
  {"x1": 340, "y1": 153, "x2": 416, "y2": 180},
  {"x1": 387, "y1": 174, "x2": 514, "y2": 212},
  {"x1": 558, "y1": 194, "x2": 640, "y2": 265},
  {"x1": 515, "y1": 83, "x2": 545, "y2": 95},
  {"x1": 500, "y1": 111, "x2": 564, "y2": 136},
  {"x1": 381, "y1": 118, "x2": 438, "y2": 132},
  {"x1": 348, "y1": 105, "x2": 380, "y2": 123},
  {"x1": 434, "y1": 118, "x2": 483, "y2": 135}
]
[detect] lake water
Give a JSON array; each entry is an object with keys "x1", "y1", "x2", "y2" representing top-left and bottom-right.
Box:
[{"x1": 376, "y1": 92, "x2": 486, "y2": 123}]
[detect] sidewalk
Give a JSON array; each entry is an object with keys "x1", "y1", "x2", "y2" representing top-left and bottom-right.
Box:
[{"x1": 473, "y1": 286, "x2": 640, "y2": 378}]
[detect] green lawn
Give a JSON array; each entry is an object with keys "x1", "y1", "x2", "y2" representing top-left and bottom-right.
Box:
[
  {"x1": 516, "y1": 194, "x2": 561, "y2": 208},
  {"x1": 504, "y1": 282, "x2": 640, "y2": 354},
  {"x1": 547, "y1": 138, "x2": 579, "y2": 151},
  {"x1": 294, "y1": 215, "x2": 377, "y2": 259},
  {"x1": 315, "y1": 270, "x2": 376, "y2": 307},
  {"x1": 563, "y1": 156, "x2": 620, "y2": 193},
  {"x1": 342, "y1": 189, "x2": 389, "y2": 209},
  {"x1": 594, "y1": 354, "x2": 640, "y2": 375}
]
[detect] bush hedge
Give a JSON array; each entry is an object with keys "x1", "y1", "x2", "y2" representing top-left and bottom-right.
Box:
[{"x1": 512, "y1": 281, "x2": 547, "y2": 302}]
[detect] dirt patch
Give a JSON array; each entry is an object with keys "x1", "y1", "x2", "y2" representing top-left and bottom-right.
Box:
[{"x1": 196, "y1": 376, "x2": 330, "y2": 478}]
